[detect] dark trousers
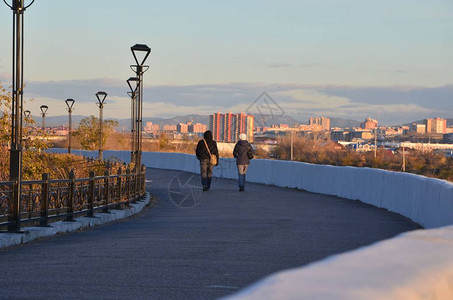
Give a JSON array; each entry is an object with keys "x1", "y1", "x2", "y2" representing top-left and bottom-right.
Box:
[{"x1": 200, "y1": 159, "x2": 213, "y2": 188}]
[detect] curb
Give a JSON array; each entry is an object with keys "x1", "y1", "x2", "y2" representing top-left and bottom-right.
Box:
[{"x1": 0, "y1": 193, "x2": 151, "y2": 249}]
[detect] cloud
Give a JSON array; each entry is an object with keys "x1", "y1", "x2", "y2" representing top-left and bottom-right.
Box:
[
  {"x1": 267, "y1": 63, "x2": 325, "y2": 69},
  {"x1": 0, "y1": 73, "x2": 11, "y2": 83},
  {"x1": 7, "y1": 78, "x2": 453, "y2": 125},
  {"x1": 298, "y1": 63, "x2": 324, "y2": 68},
  {"x1": 267, "y1": 63, "x2": 291, "y2": 69}
]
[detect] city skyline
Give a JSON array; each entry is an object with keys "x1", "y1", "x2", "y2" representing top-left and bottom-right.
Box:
[
  {"x1": 22, "y1": 111, "x2": 453, "y2": 130},
  {"x1": 0, "y1": 1, "x2": 451, "y2": 125}
]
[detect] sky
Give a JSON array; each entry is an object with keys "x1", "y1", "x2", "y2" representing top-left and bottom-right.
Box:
[{"x1": 0, "y1": 0, "x2": 452, "y2": 125}]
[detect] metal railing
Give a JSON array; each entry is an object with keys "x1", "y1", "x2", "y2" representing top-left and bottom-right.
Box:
[{"x1": 0, "y1": 164, "x2": 147, "y2": 232}]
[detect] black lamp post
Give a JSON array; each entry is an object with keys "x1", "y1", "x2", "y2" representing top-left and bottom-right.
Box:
[
  {"x1": 127, "y1": 76, "x2": 139, "y2": 165},
  {"x1": 23, "y1": 110, "x2": 31, "y2": 150},
  {"x1": 96, "y1": 91, "x2": 107, "y2": 160},
  {"x1": 3, "y1": 0, "x2": 35, "y2": 232},
  {"x1": 130, "y1": 43, "x2": 151, "y2": 169},
  {"x1": 65, "y1": 99, "x2": 75, "y2": 154},
  {"x1": 40, "y1": 105, "x2": 48, "y2": 134}
]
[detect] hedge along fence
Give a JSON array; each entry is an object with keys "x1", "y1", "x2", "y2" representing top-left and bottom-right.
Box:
[
  {"x1": 48, "y1": 149, "x2": 453, "y2": 229},
  {"x1": 1, "y1": 151, "x2": 146, "y2": 232}
]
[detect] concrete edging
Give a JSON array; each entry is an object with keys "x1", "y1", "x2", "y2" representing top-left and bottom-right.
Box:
[{"x1": 0, "y1": 193, "x2": 150, "y2": 249}]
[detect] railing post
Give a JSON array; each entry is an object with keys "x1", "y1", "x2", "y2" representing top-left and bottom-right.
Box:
[
  {"x1": 117, "y1": 168, "x2": 122, "y2": 205},
  {"x1": 142, "y1": 164, "x2": 146, "y2": 198},
  {"x1": 66, "y1": 170, "x2": 75, "y2": 221},
  {"x1": 103, "y1": 169, "x2": 110, "y2": 213},
  {"x1": 126, "y1": 167, "x2": 131, "y2": 203},
  {"x1": 7, "y1": 180, "x2": 20, "y2": 232},
  {"x1": 40, "y1": 173, "x2": 50, "y2": 227},
  {"x1": 133, "y1": 167, "x2": 138, "y2": 201},
  {"x1": 87, "y1": 171, "x2": 95, "y2": 217}
]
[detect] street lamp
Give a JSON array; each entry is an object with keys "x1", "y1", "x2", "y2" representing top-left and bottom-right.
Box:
[
  {"x1": 96, "y1": 91, "x2": 107, "y2": 160},
  {"x1": 127, "y1": 76, "x2": 139, "y2": 165},
  {"x1": 130, "y1": 43, "x2": 151, "y2": 169},
  {"x1": 3, "y1": 0, "x2": 36, "y2": 232},
  {"x1": 23, "y1": 110, "x2": 31, "y2": 150},
  {"x1": 40, "y1": 105, "x2": 48, "y2": 134},
  {"x1": 131, "y1": 44, "x2": 151, "y2": 66},
  {"x1": 65, "y1": 99, "x2": 75, "y2": 154}
]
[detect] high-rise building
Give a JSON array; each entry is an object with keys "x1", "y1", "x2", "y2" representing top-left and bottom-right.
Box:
[
  {"x1": 177, "y1": 123, "x2": 188, "y2": 133},
  {"x1": 246, "y1": 115, "x2": 254, "y2": 142},
  {"x1": 360, "y1": 117, "x2": 378, "y2": 130},
  {"x1": 209, "y1": 112, "x2": 224, "y2": 141},
  {"x1": 309, "y1": 117, "x2": 330, "y2": 130},
  {"x1": 188, "y1": 123, "x2": 207, "y2": 133},
  {"x1": 209, "y1": 112, "x2": 254, "y2": 142},
  {"x1": 424, "y1": 118, "x2": 446, "y2": 134},
  {"x1": 144, "y1": 122, "x2": 160, "y2": 133},
  {"x1": 163, "y1": 124, "x2": 177, "y2": 132},
  {"x1": 224, "y1": 112, "x2": 236, "y2": 142},
  {"x1": 235, "y1": 112, "x2": 247, "y2": 141},
  {"x1": 410, "y1": 123, "x2": 426, "y2": 134}
]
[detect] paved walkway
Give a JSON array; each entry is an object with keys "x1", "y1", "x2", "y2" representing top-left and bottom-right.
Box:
[{"x1": 0, "y1": 168, "x2": 420, "y2": 300}]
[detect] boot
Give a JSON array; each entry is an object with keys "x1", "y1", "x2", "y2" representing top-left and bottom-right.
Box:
[
  {"x1": 207, "y1": 177, "x2": 212, "y2": 190},
  {"x1": 238, "y1": 174, "x2": 245, "y2": 192},
  {"x1": 202, "y1": 177, "x2": 208, "y2": 191}
]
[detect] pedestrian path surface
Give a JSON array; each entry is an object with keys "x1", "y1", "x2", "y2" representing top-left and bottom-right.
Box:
[{"x1": 0, "y1": 168, "x2": 420, "y2": 300}]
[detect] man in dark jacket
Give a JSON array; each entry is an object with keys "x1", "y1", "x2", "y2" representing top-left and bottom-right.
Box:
[
  {"x1": 196, "y1": 130, "x2": 219, "y2": 191},
  {"x1": 233, "y1": 133, "x2": 253, "y2": 192}
]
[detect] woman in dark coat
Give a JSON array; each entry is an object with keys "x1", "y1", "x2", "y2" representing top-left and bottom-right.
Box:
[
  {"x1": 233, "y1": 133, "x2": 253, "y2": 192},
  {"x1": 196, "y1": 130, "x2": 219, "y2": 191}
]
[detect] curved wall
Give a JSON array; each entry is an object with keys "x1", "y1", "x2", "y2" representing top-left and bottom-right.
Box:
[
  {"x1": 49, "y1": 149, "x2": 453, "y2": 229},
  {"x1": 49, "y1": 149, "x2": 453, "y2": 299}
]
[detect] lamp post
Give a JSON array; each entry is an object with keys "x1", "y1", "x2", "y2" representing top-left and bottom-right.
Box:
[
  {"x1": 374, "y1": 128, "x2": 378, "y2": 159},
  {"x1": 23, "y1": 110, "x2": 30, "y2": 150},
  {"x1": 290, "y1": 130, "x2": 294, "y2": 161},
  {"x1": 4, "y1": 0, "x2": 36, "y2": 232},
  {"x1": 40, "y1": 105, "x2": 48, "y2": 134},
  {"x1": 96, "y1": 91, "x2": 107, "y2": 160},
  {"x1": 127, "y1": 76, "x2": 139, "y2": 165},
  {"x1": 130, "y1": 43, "x2": 151, "y2": 169},
  {"x1": 65, "y1": 99, "x2": 75, "y2": 154}
]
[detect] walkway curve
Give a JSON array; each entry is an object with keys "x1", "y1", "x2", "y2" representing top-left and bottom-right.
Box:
[{"x1": 0, "y1": 168, "x2": 420, "y2": 300}]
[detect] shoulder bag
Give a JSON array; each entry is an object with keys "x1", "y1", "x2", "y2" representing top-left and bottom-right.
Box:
[{"x1": 203, "y1": 139, "x2": 217, "y2": 166}]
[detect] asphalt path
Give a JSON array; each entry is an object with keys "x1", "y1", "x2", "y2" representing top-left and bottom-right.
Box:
[{"x1": 0, "y1": 168, "x2": 420, "y2": 300}]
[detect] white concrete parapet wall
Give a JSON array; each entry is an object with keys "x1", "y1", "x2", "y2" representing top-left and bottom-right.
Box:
[
  {"x1": 222, "y1": 225, "x2": 453, "y2": 300},
  {"x1": 49, "y1": 149, "x2": 453, "y2": 229},
  {"x1": 49, "y1": 149, "x2": 452, "y2": 229},
  {"x1": 48, "y1": 149, "x2": 453, "y2": 298}
]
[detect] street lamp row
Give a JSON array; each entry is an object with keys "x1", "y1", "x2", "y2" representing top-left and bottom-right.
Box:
[
  {"x1": 3, "y1": 0, "x2": 117, "y2": 232},
  {"x1": 33, "y1": 93, "x2": 106, "y2": 158},
  {"x1": 64, "y1": 92, "x2": 106, "y2": 158},
  {"x1": 128, "y1": 44, "x2": 151, "y2": 169},
  {"x1": 25, "y1": 43, "x2": 150, "y2": 167}
]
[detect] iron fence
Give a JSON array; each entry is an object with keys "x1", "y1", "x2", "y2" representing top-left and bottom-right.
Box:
[{"x1": 0, "y1": 165, "x2": 147, "y2": 232}]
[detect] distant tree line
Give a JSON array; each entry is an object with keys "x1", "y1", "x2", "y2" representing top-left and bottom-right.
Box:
[{"x1": 271, "y1": 135, "x2": 453, "y2": 182}]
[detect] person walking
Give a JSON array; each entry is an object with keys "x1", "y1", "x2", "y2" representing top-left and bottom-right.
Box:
[
  {"x1": 196, "y1": 130, "x2": 219, "y2": 191},
  {"x1": 233, "y1": 133, "x2": 253, "y2": 192}
]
